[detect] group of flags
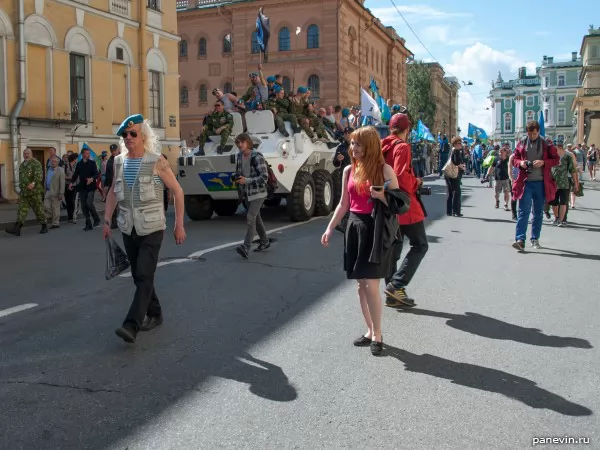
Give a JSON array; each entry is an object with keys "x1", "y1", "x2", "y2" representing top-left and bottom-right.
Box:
[{"x1": 359, "y1": 78, "x2": 391, "y2": 127}]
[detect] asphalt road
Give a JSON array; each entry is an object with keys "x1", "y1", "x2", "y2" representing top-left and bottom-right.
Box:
[{"x1": 0, "y1": 176, "x2": 597, "y2": 450}]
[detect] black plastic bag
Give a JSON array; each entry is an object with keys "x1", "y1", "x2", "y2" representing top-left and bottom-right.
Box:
[{"x1": 105, "y1": 237, "x2": 130, "y2": 280}]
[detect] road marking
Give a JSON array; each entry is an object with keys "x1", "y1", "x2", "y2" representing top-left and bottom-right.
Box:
[
  {"x1": 0, "y1": 303, "x2": 38, "y2": 319},
  {"x1": 119, "y1": 216, "x2": 325, "y2": 277}
]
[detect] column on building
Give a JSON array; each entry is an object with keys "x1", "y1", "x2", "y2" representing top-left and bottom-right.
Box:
[
  {"x1": 494, "y1": 99, "x2": 502, "y2": 135},
  {"x1": 515, "y1": 94, "x2": 524, "y2": 136}
]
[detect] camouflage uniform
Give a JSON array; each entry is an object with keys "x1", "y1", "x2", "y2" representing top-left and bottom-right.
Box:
[
  {"x1": 290, "y1": 97, "x2": 314, "y2": 138},
  {"x1": 305, "y1": 107, "x2": 327, "y2": 139},
  {"x1": 17, "y1": 158, "x2": 46, "y2": 225},
  {"x1": 269, "y1": 97, "x2": 300, "y2": 135},
  {"x1": 198, "y1": 111, "x2": 234, "y2": 151},
  {"x1": 240, "y1": 84, "x2": 268, "y2": 111}
]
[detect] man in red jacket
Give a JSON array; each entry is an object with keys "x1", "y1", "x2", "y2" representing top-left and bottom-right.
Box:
[
  {"x1": 381, "y1": 113, "x2": 429, "y2": 307},
  {"x1": 511, "y1": 120, "x2": 559, "y2": 251}
]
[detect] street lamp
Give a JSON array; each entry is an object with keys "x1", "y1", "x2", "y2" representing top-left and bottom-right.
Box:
[
  {"x1": 457, "y1": 126, "x2": 461, "y2": 136},
  {"x1": 442, "y1": 119, "x2": 447, "y2": 135}
]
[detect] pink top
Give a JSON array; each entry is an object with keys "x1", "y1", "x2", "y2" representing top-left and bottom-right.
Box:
[{"x1": 347, "y1": 170, "x2": 374, "y2": 214}]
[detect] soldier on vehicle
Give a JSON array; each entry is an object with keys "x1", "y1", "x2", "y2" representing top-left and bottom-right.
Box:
[
  {"x1": 5, "y1": 147, "x2": 48, "y2": 236},
  {"x1": 267, "y1": 86, "x2": 300, "y2": 137},
  {"x1": 239, "y1": 65, "x2": 268, "y2": 111},
  {"x1": 195, "y1": 100, "x2": 234, "y2": 156},
  {"x1": 212, "y1": 88, "x2": 238, "y2": 113},
  {"x1": 305, "y1": 101, "x2": 328, "y2": 141}
]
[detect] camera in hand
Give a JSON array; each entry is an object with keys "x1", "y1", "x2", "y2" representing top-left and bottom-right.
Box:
[
  {"x1": 419, "y1": 186, "x2": 432, "y2": 196},
  {"x1": 524, "y1": 160, "x2": 533, "y2": 173},
  {"x1": 230, "y1": 172, "x2": 242, "y2": 183}
]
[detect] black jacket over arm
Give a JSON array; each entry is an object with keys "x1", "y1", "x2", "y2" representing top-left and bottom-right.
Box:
[{"x1": 369, "y1": 189, "x2": 410, "y2": 264}]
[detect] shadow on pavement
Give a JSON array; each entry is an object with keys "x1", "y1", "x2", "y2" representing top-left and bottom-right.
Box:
[
  {"x1": 397, "y1": 308, "x2": 593, "y2": 349},
  {"x1": 530, "y1": 247, "x2": 600, "y2": 262},
  {"x1": 383, "y1": 344, "x2": 592, "y2": 416}
]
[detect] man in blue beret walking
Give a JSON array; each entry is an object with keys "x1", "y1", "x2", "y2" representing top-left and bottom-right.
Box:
[{"x1": 103, "y1": 114, "x2": 187, "y2": 344}]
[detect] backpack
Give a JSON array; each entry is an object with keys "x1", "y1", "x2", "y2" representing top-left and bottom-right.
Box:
[{"x1": 250, "y1": 152, "x2": 279, "y2": 198}]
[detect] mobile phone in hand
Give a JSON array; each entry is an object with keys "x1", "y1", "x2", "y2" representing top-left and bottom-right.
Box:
[{"x1": 371, "y1": 186, "x2": 384, "y2": 192}]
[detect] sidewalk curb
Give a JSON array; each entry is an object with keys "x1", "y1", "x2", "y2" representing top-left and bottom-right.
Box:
[{"x1": 0, "y1": 205, "x2": 106, "y2": 231}]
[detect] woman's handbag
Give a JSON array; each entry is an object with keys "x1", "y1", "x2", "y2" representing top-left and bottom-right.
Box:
[{"x1": 442, "y1": 158, "x2": 459, "y2": 179}]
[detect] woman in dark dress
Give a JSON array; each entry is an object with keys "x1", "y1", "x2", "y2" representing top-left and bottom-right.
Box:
[
  {"x1": 321, "y1": 126, "x2": 399, "y2": 356},
  {"x1": 445, "y1": 136, "x2": 466, "y2": 217}
]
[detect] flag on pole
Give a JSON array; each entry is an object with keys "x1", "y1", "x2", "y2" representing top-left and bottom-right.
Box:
[
  {"x1": 360, "y1": 88, "x2": 381, "y2": 124},
  {"x1": 369, "y1": 78, "x2": 391, "y2": 123},
  {"x1": 77, "y1": 143, "x2": 102, "y2": 170},
  {"x1": 467, "y1": 123, "x2": 489, "y2": 142},
  {"x1": 256, "y1": 8, "x2": 270, "y2": 62},
  {"x1": 538, "y1": 111, "x2": 546, "y2": 137}
]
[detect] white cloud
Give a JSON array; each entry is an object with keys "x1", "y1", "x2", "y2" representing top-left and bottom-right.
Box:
[
  {"x1": 369, "y1": 5, "x2": 472, "y2": 25},
  {"x1": 445, "y1": 43, "x2": 537, "y2": 136}
]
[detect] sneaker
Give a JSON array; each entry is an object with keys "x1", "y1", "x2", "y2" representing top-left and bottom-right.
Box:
[
  {"x1": 512, "y1": 215, "x2": 517, "y2": 221},
  {"x1": 512, "y1": 240, "x2": 525, "y2": 251},
  {"x1": 531, "y1": 239, "x2": 541, "y2": 249},
  {"x1": 253, "y1": 240, "x2": 271, "y2": 252},
  {"x1": 504, "y1": 204, "x2": 509, "y2": 211},
  {"x1": 384, "y1": 285, "x2": 416, "y2": 307},
  {"x1": 553, "y1": 218, "x2": 559, "y2": 226},
  {"x1": 557, "y1": 220, "x2": 563, "y2": 227},
  {"x1": 235, "y1": 245, "x2": 249, "y2": 259},
  {"x1": 495, "y1": 200, "x2": 499, "y2": 209},
  {"x1": 545, "y1": 211, "x2": 551, "y2": 219}
]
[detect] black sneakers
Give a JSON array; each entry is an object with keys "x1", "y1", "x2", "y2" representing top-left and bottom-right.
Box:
[
  {"x1": 115, "y1": 325, "x2": 137, "y2": 343},
  {"x1": 384, "y1": 285, "x2": 416, "y2": 308},
  {"x1": 253, "y1": 240, "x2": 271, "y2": 252},
  {"x1": 235, "y1": 245, "x2": 249, "y2": 259}
]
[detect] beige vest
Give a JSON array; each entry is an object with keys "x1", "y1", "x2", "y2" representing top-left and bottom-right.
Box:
[{"x1": 113, "y1": 153, "x2": 166, "y2": 236}]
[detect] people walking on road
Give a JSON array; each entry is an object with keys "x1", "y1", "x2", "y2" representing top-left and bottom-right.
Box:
[
  {"x1": 233, "y1": 133, "x2": 271, "y2": 259},
  {"x1": 549, "y1": 143, "x2": 579, "y2": 227},
  {"x1": 587, "y1": 144, "x2": 597, "y2": 181},
  {"x1": 44, "y1": 156, "x2": 65, "y2": 228},
  {"x1": 511, "y1": 120, "x2": 559, "y2": 251},
  {"x1": 508, "y1": 151, "x2": 519, "y2": 221},
  {"x1": 382, "y1": 114, "x2": 429, "y2": 308},
  {"x1": 491, "y1": 147, "x2": 511, "y2": 210},
  {"x1": 103, "y1": 114, "x2": 187, "y2": 344},
  {"x1": 444, "y1": 137, "x2": 466, "y2": 217},
  {"x1": 103, "y1": 144, "x2": 120, "y2": 229},
  {"x1": 5, "y1": 148, "x2": 48, "y2": 236},
  {"x1": 438, "y1": 134, "x2": 450, "y2": 177},
  {"x1": 321, "y1": 126, "x2": 400, "y2": 356},
  {"x1": 64, "y1": 153, "x2": 79, "y2": 223},
  {"x1": 69, "y1": 147, "x2": 101, "y2": 231}
]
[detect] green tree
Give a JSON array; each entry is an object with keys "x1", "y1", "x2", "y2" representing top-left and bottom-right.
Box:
[{"x1": 406, "y1": 61, "x2": 437, "y2": 131}]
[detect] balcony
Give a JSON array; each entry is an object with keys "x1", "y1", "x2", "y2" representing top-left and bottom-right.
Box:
[
  {"x1": 110, "y1": 0, "x2": 131, "y2": 17},
  {"x1": 584, "y1": 88, "x2": 600, "y2": 96}
]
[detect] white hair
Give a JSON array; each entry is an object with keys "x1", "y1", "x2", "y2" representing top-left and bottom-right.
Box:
[{"x1": 117, "y1": 119, "x2": 161, "y2": 156}]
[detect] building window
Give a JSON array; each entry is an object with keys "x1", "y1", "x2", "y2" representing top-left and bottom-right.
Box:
[
  {"x1": 590, "y1": 45, "x2": 598, "y2": 58},
  {"x1": 557, "y1": 74, "x2": 565, "y2": 87},
  {"x1": 223, "y1": 82, "x2": 232, "y2": 94},
  {"x1": 199, "y1": 84, "x2": 207, "y2": 103},
  {"x1": 504, "y1": 113, "x2": 512, "y2": 133},
  {"x1": 278, "y1": 27, "x2": 290, "y2": 52},
  {"x1": 544, "y1": 96, "x2": 549, "y2": 102},
  {"x1": 558, "y1": 108, "x2": 566, "y2": 124},
  {"x1": 149, "y1": 70, "x2": 162, "y2": 127},
  {"x1": 179, "y1": 40, "x2": 187, "y2": 57},
  {"x1": 70, "y1": 53, "x2": 87, "y2": 122},
  {"x1": 148, "y1": 0, "x2": 160, "y2": 11},
  {"x1": 307, "y1": 24, "x2": 319, "y2": 49},
  {"x1": 365, "y1": 44, "x2": 369, "y2": 65},
  {"x1": 526, "y1": 110, "x2": 535, "y2": 122},
  {"x1": 180, "y1": 87, "x2": 188, "y2": 105},
  {"x1": 558, "y1": 95, "x2": 565, "y2": 103},
  {"x1": 251, "y1": 31, "x2": 260, "y2": 54},
  {"x1": 503, "y1": 98, "x2": 512, "y2": 109},
  {"x1": 223, "y1": 34, "x2": 232, "y2": 54},
  {"x1": 198, "y1": 38, "x2": 207, "y2": 57},
  {"x1": 526, "y1": 96, "x2": 534, "y2": 107},
  {"x1": 282, "y1": 76, "x2": 291, "y2": 94},
  {"x1": 544, "y1": 108, "x2": 549, "y2": 121},
  {"x1": 544, "y1": 76, "x2": 549, "y2": 88},
  {"x1": 348, "y1": 26, "x2": 357, "y2": 59},
  {"x1": 307, "y1": 74, "x2": 320, "y2": 99}
]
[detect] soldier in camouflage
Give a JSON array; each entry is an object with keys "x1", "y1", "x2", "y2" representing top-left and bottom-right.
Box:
[
  {"x1": 290, "y1": 87, "x2": 316, "y2": 141},
  {"x1": 267, "y1": 85, "x2": 300, "y2": 137},
  {"x1": 305, "y1": 101, "x2": 328, "y2": 140},
  {"x1": 5, "y1": 148, "x2": 48, "y2": 236},
  {"x1": 196, "y1": 100, "x2": 234, "y2": 155},
  {"x1": 239, "y1": 66, "x2": 268, "y2": 111}
]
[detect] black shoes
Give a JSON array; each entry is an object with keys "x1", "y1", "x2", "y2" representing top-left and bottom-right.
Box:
[
  {"x1": 40, "y1": 224, "x2": 48, "y2": 234},
  {"x1": 353, "y1": 335, "x2": 371, "y2": 347},
  {"x1": 115, "y1": 325, "x2": 137, "y2": 344},
  {"x1": 5, "y1": 222, "x2": 23, "y2": 236},
  {"x1": 236, "y1": 245, "x2": 249, "y2": 259},
  {"x1": 353, "y1": 335, "x2": 383, "y2": 356},
  {"x1": 253, "y1": 240, "x2": 271, "y2": 252},
  {"x1": 141, "y1": 315, "x2": 163, "y2": 331}
]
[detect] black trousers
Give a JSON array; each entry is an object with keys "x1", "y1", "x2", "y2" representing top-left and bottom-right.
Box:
[
  {"x1": 385, "y1": 221, "x2": 429, "y2": 289},
  {"x1": 64, "y1": 186, "x2": 77, "y2": 220},
  {"x1": 122, "y1": 229, "x2": 164, "y2": 332},
  {"x1": 79, "y1": 189, "x2": 100, "y2": 224},
  {"x1": 445, "y1": 176, "x2": 461, "y2": 215}
]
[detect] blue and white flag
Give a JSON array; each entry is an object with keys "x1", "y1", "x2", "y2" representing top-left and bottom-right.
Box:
[
  {"x1": 255, "y1": 8, "x2": 270, "y2": 62},
  {"x1": 468, "y1": 123, "x2": 489, "y2": 142},
  {"x1": 360, "y1": 88, "x2": 381, "y2": 124}
]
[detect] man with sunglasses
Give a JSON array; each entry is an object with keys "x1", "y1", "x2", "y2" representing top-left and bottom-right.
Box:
[
  {"x1": 511, "y1": 120, "x2": 559, "y2": 251},
  {"x1": 103, "y1": 114, "x2": 186, "y2": 344},
  {"x1": 195, "y1": 100, "x2": 234, "y2": 156}
]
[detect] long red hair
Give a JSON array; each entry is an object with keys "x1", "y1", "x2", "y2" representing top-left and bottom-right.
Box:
[{"x1": 350, "y1": 126, "x2": 385, "y2": 196}]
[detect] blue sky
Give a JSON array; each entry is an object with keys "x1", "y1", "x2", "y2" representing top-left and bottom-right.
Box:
[{"x1": 365, "y1": 0, "x2": 597, "y2": 134}]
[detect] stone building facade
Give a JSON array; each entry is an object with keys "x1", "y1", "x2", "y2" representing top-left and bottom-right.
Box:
[
  {"x1": 425, "y1": 62, "x2": 460, "y2": 137},
  {"x1": 176, "y1": 0, "x2": 412, "y2": 145},
  {"x1": 0, "y1": 0, "x2": 181, "y2": 200}
]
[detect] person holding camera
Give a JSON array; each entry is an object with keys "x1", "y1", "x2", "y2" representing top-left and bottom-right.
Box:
[
  {"x1": 445, "y1": 137, "x2": 466, "y2": 217},
  {"x1": 511, "y1": 120, "x2": 559, "y2": 251},
  {"x1": 381, "y1": 113, "x2": 429, "y2": 307},
  {"x1": 233, "y1": 133, "x2": 271, "y2": 259}
]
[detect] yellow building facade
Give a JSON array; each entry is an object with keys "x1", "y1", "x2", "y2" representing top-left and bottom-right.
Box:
[{"x1": 0, "y1": 0, "x2": 181, "y2": 200}]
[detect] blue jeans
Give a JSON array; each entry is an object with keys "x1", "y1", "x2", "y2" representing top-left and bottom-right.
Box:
[{"x1": 515, "y1": 181, "x2": 545, "y2": 242}]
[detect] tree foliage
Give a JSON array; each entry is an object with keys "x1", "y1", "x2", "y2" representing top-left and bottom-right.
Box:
[{"x1": 406, "y1": 61, "x2": 437, "y2": 130}]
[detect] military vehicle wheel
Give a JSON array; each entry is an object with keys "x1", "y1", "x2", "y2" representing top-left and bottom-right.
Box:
[
  {"x1": 265, "y1": 197, "x2": 282, "y2": 207},
  {"x1": 332, "y1": 168, "x2": 343, "y2": 206},
  {"x1": 313, "y1": 170, "x2": 334, "y2": 216},
  {"x1": 214, "y1": 200, "x2": 239, "y2": 216},
  {"x1": 287, "y1": 171, "x2": 315, "y2": 222},
  {"x1": 185, "y1": 195, "x2": 214, "y2": 220}
]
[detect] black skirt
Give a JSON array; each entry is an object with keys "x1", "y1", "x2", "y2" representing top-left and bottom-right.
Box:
[{"x1": 344, "y1": 212, "x2": 391, "y2": 280}]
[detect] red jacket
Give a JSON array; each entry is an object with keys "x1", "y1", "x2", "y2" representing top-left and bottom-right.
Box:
[
  {"x1": 382, "y1": 135, "x2": 425, "y2": 225},
  {"x1": 512, "y1": 137, "x2": 559, "y2": 202}
]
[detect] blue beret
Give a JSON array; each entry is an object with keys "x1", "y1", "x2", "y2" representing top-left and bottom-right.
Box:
[
  {"x1": 273, "y1": 84, "x2": 282, "y2": 93},
  {"x1": 297, "y1": 86, "x2": 308, "y2": 93},
  {"x1": 342, "y1": 108, "x2": 350, "y2": 117},
  {"x1": 266, "y1": 76, "x2": 276, "y2": 83},
  {"x1": 117, "y1": 114, "x2": 144, "y2": 136},
  {"x1": 392, "y1": 104, "x2": 400, "y2": 111}
]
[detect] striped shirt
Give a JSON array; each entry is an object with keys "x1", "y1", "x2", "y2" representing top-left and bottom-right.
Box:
[{"x1": 123, "y1": 157, "x2": 162, "y2": 188}]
